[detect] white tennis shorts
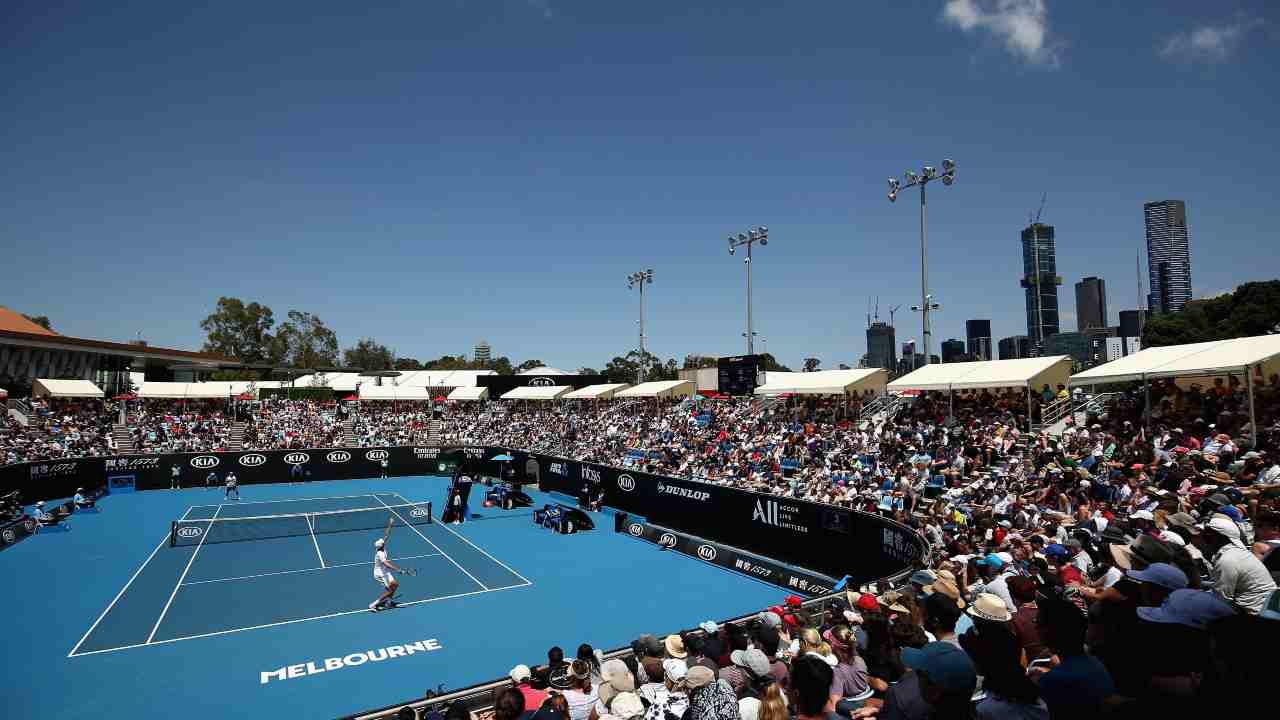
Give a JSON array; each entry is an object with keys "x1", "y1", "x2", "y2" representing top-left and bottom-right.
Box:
[{"x1": 375, "y1": 573, "x2": 395, "y2": 588}]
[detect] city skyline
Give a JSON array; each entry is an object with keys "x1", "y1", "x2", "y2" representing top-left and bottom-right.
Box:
[{"x1": 1145, "y1": 200, "x2": 1194, "y2": 315}]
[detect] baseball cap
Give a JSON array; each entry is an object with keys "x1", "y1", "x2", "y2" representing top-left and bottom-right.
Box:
[
  {"x1": 975, "y1": 553, "x2": 1005, "y2": 569},
  {"x1": 901, "y1": 642, "x2": 977, "y2": 695},
  {"x1": 374, "y1": 538, "x2": 385, "y2": 549},
  {"x1": 662, "y1": 658, "x2": 688, "y2": 682},
  {"x1": 510, "y1": 664, "x2": 532, "y2": 683},
  {"x1": 785, "y1": 595, "x2": 803, "y2": 608},
  {"x1": 1203, "y1": 515, "x2": 1242, "y2": 544},
  {"x1": 685, "y1": 665, "x2": 716, "y2": 689},
  {"x1": 1044, "y1": 543, "x2": 1069, "y2": 559},
  {"x1": 1126, "y1": 563, "x2": 1189, "y2": 591},
  {"x1": 910, "y1": 569, "x2": 937, "y2": 587},
  {"x1": 1166, "y1": 512, "x2": 1201, "y2": 535},
  {"x1": 610, "y1": 693, "x2": 645, "y2": 720},
  {"x1": 699, "y1": 620, "x2": 720, "y2": 634},
  {"x1": 1137, "y1": 589, "x2": 1236, "y2": 630},
  {"x1": 1131, "y1": 510, "x2": 1155, "y2": 522}
]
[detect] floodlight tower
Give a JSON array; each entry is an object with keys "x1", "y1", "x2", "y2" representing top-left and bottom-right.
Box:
[
  {"x1": 887, "y1": 159, "x2": 956, "y2": 366},
  {"x1": 626, "y1": 268, "x2": 654, "y2": 382},
  {"x1": 726, "y1": 226, "x2": 768, "y2": 355}
]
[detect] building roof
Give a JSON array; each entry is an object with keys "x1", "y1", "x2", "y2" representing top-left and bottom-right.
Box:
[
  {"x1": 0, "y1": 307, "x2": 59, "y2": 336},
  {"x1": 0, "y1": 327, "x2": 235, "y2": 365}
]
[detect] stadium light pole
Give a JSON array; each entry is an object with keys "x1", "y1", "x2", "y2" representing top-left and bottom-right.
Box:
[
  {"x1": 727, "y1": 226, "x2": 768, "y2": 355},
  {"x1": 627, "y1": 269, "x2": 654, "y2": 383},
  {"x1": 888, "y1": 159, "x2": 955, "y2": 366}
]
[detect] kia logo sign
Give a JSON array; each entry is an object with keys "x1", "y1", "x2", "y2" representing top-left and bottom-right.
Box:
[
  {"x1": 409, "y1": 507, "x2": 428, "y2": 518},
  {"x1": 238, "y1": 454, "x2": 267, "y2": 467},
  {"x1": 283, "y1": 452, "x2": 310, "y2": 465},
  {"x1": 326, "y1": 451, "x2": 352, "y2": 463},
  {"x1": 190, "y1": 456, "x2": 219, "y2": 469},
  {"x1": 528, "y1": 377, "x2": 555, "y2": 386},
  {"x1": 23, "y1": 519, "x2": 36, "y2": 533},
  {"x1": 697, "y1": 544, "x2": 717, "y2": 561},
  {"x1": 1, "y1": 529, "x2": 14, "y2": 544},
  {"x1": 177, "y1": 526, "x2": 203, "y2": 539},
  {"x1": 365, "y1": 450, "x2": 389, "y2": 461},
  {"x1": 617, "y1": 475, "x2": 636, "y2": 492},
  {"x1": 659, "y1": 532, "x2": 677, "y2": 547},
  {"x1": 628, "y1": 523, "x2": 643, "y2": 536}
]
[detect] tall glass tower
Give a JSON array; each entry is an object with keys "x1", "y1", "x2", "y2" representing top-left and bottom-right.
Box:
[
  {"x1": 1144, "y1": 200, "x2": 1192, "y2": 314},
  {"x1": 1020, "y1": 223, "x2": 1061, "y2": 350}
]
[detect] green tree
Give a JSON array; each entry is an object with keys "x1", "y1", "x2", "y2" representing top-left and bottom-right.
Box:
[
  {"x1": 603, "y1": 350, "x2": 671, "y2": 384},
  {"x1": 1142, "y1": 280, "x2": 1280, "y2": 347},
  {"x1": 394, "y1": 357, "x2": 424, "y2": 371},
  {"x1": 490, "y1": 356, "x2": 515, "y2": 375},
  {"x1": 758, "y1": 353, "x2": 791, "y2": 372},
  {"x1": 270, "y1": 310, "x2": 339, "y2": 368},
  {"x1": 803, "y1": 357, "x2": 821, "y2": 372},
  {"x1": 682, "y1": 354, "x2": 718, "y2": 369},
  {"x1": 516, "y1": 359, "x2": 547, "y2": 372},
  {"x1": 343, "y1": 338, "x2": 395, "y2": 371},
  {"x1": 21, "y1": 314, "x2": 52, "y2": 331},
  {"x1": 423, "y1": 354, "x2": 470, "y2": 370},
  {"x1": 577, "y1": 367, "x2": 600, "y2": 376},
  {"x1": 199, "y1": 297, "x2": 276, "y2": 362}
]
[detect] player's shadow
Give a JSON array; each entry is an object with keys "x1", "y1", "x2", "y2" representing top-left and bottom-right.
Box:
[{"x1": 464, "y1": 511, "x2": 535, "y2": 522}]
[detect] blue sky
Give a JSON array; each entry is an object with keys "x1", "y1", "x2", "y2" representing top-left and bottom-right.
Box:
[{"x1": 4, "y1": 1, "x2": 1277, "y2": 370}]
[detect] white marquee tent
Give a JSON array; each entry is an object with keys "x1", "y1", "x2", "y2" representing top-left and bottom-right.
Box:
[
  {"x1": 615, "y1": 380, "x2": 695, "y2": 399},
  {"x1": 500, "y1": 385, "x2": 572, "y2": 401},
  {"x1": 753, "y1": 368, "x2": 887, "y2": 396},
  {"x1": 33, "y1": 379, "x2": 103, "y2": 398},
  {"x1": 447, "y1": 386, "x2": 490, "y2": 401},
  {"x1": 358, "y1": 385, "x2": 433, "y2": 401},
  {"x1": 888, "y1": 356, "x2": 1073, "y2": 392},
  {"x1": 137, "y1": 382, "x2": 234, "y2": 399},
  {"x1": 563, "y1": 383, "x2": 631, "y2": 399}
]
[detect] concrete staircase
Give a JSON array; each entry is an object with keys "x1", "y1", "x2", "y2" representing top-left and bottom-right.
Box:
[
  {"x1": 228, "y1": 421, "x2": 246, "y2": 451},
  {"x1": 111, "y1": 423, "x2": 134, "y2": 453},
  {"x1": 342, "y1": 418, "x2": 360, "y2": 447}
]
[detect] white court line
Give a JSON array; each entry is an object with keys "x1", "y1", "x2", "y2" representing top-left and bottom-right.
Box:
[
  {"x1": 184, "y1": 493, "x2": 381, "y2": 510},
  {"x1": 372, "y1": 494, "x2": 489, "y2": 591},
  {"x1": 68, "y1": 581, "x2": 531, "y2": 657},
  {"x1": 393, "y1": 492, "x2": 532, "y2": 586},
  {"x1": 66, "y1": 506, "x2": 195, "y2": 658},
  {"x1": 180, "y1": 553, "x2": 443, "y2": 585},
  {"x1": 308, "y1": 514, "x2": 326, "y2": 568},
  {"x1": 146, "y1": 503, "x2": 221, "y2": 643}
]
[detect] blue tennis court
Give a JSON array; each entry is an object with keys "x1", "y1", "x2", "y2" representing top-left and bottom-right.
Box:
[{"x1": 3, "y1": 476, "x2": 795, "y2": 718}]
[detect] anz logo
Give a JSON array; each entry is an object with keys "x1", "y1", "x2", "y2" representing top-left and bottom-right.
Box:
[
  {"x1": 365, "y1": 450, "x2": 389, "y2": 461},
  {"x1": 628, "y1": 523, "x2": 644, "y2": 537},
  {"x1": 238, "y1": 454, "x2": 267, "y2": 467},
  {"x1": 528, "y1": 377, "x2": 555, "y2": 387},
  {"x1": 617, "y1": 475, "x2": 635, "y2": 492},
  {"x1": 190, "y1": 456, "x2": 219, "y2": 469},
  {"x1": 409, "y1": 507, "x2": 429, "y2": 518},
  {"x1": 697, "y1": 544, "x2": 717, "y2": 561},
  {"x1": 658, "y1": 532, "x2": 677, "y2": 548},
  {"x1": 177, "y1": 526, "x2": 203, "y2": 539},
  {"x1": 327, "y1": 451, "x2": 352, "y2": 463}
]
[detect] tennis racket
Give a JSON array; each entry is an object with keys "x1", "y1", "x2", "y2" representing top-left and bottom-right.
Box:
[{"x1": 399, "y1": 565, "x2": 417, "y2": 576}]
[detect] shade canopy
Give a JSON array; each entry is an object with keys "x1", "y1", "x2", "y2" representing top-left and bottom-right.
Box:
[
  {"x1": 615, "y1": 380, "x2": 696, "y2": 399},
  {"x1": 563, "y1": 383, "x2": 631, "y2": 399},
  {"x1": 32, "y1": 379, "x2": 104, "y2": 398},
  {"x1": 500, "y1": 385, "x2": 572, "y2": 400},
  {"x1": 753, "y1": 368, "x2": 887, "y2": 396},
  {"x1": 293, "y1": 369, "x2": 495, "y2": 390},
  {"x1": 888, "y1": 356, "x2": 1073, "y2": 392},
  {"x1": 447, "y1": 386, "x2": 490, "y2": 401},
  {"x1": 137, "y1": 382, "x2": 231, "y2": 399},
  {"x1": 358, "y1": 384, "x2": 433, "y2": 401},
  {"x1": 1069, "y1": 334, "x2": 1280, "y2": 385}
]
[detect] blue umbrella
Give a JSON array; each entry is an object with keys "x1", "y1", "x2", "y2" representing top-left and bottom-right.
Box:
[{"x1": 491, "y1": 454, "x2": 513, "y2": 462}]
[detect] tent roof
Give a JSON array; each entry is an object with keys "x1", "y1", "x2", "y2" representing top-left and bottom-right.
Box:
[
  {"x1": 753, "y1": 368, "x2": 887, "y2": 396},
  {"x1": 1069, "y1": 334, "x2": 1280, "y2": 385},
  {"x1": 563, "y1": 383, "x2": 631, "y2": 399},
  {"x1": 517, "y1": 366, "x2": 573, "y2": 375},
  {"x1": 447, "y1": 386, "x2": 490, "y2": 401},
  {"x1": 137, "y1": 382, "x2": 231, "y2": 399},
  {"x1": 358, "y1": 385, "x2": 433, "y2": 401},
  {"x1": 615, "y1": 380, "x2": 696, "y2": 399},
  {"x1": 500, "y1": 385, "x2": 572, "y2": 400},
  {"x1": 888, "y1": 356, "x2": 1073, "y2": 392},
  {"x1": 32, "y1": 379, "x2": 103, "y2": 398}
]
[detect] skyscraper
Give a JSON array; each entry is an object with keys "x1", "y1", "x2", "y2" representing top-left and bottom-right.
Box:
[
  {"x1": 1020, "y1": 223, "x2": 1061, "y2": 349},
  {"x1": 941, "y1": 339, "x2": 967, "y2": 363},
  {"x1": 1144, "y1": 200, "x2": 1192, "y2": 314},
  {"x1": 1075, "y1": 277, "x2": 1108, "y2": 331},
  {"x1": 998, "y1": 335, "x2": 1030, "y2": 360},
  {"x1": 865, "y1": 322, "x2": 897, "y2": 371},
  {"x1": 965, "y1": 319, "x2": 992, "y2": 361},
  {"x1": 1118, "y1": 309, "x2": 1147, "y2": 339},
  {"x1": 473, "y1": 340, "x2": 492, "y2": 366}
]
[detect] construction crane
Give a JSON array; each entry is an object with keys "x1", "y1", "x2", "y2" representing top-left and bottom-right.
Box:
[
  {"x1": 888, "y1": 303, "x2": 903, "y2": 327},
  {"x1": 1028, "y1": 193, "x2": 1048, "y2": 350}
]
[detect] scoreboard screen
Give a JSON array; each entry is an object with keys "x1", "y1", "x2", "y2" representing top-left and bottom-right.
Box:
[{"x1": 717, "y1": 355, "x2": 761, "y2": 396}]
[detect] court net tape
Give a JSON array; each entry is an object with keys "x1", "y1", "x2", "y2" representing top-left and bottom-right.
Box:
[{"x1": 169, "y1": 501, "x2": 433, "y2": 547}]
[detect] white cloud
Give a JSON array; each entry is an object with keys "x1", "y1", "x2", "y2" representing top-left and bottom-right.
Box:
[
  {"x1": 941, "y1": 0, "x2": 1060, "y2": 66},
  {"x1": 1159, "y1": 16, "x2": 1264, "y2": 63}
]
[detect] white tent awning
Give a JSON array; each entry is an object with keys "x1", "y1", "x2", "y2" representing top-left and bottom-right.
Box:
[
  {"x1": 1069, "y1": 334, "x2": 1280, "y2": 385},
  {"x1": 32, "y1": 379, "x2": 103, "y2": 398},
  {"x1": 448, "y1": 386, "x2": 490, "y2": 401},
  {"x1": 563, "y1": 383, "x2": 631, "y2": 399},
  {"x1": 614, "y1": 380, "x2": 696, "y2": 399},
  {"x1": 358, "y1": 385, "x2": 433, "y2": 401},
  {"x1": 500, "y1": 385, "x2": 572, "y2": 400},
  {"x1": 887, "y1": 356, "x2": 1073, "y2": 392},
  {"x1": 753, "y1": 368, "x2": 887, "y2": 396},
  {"x1": 137, "y1": 382, "x2": 231, "y2": 399}
]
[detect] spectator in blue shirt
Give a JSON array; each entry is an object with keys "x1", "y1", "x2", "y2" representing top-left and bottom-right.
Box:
[{"x1": 1031, "y1": 590, "x2": 1115, "y2": 717}]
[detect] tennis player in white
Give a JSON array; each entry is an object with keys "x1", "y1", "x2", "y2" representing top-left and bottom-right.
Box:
[{"x1": 369, "y1": 518, "x2": 407, "y2": 612}]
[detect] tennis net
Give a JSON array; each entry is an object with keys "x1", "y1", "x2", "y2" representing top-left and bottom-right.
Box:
[{"x1": 169, "y1": 501, "x2": 433, "y2": 547}]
